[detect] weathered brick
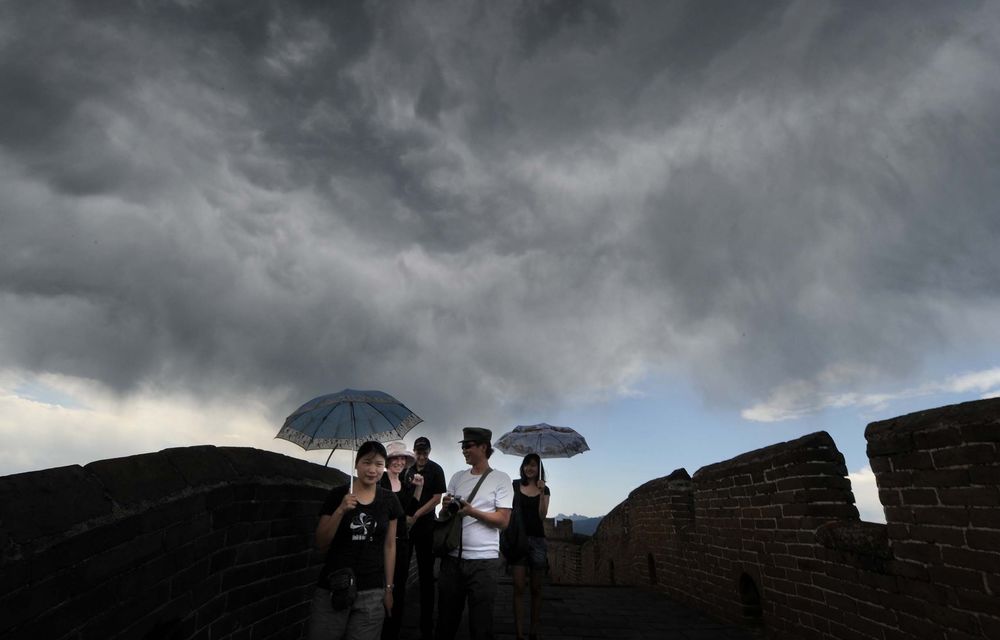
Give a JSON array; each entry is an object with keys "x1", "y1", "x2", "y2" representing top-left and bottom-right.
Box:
[
  {"x1": 878, "y1": 488, "x2": 902, "y2": 506},
  {"x1": 929, "y1": 565, "x2": 986, "y2": 591},
  {"x1": 967, "y1": 528, "x2": 1000, "y2": 551},
  {"x1": 867, "y1": 432, "x2": 915, "y2": 456},
  {"x1": 897, "y1": 577, "x2": 948, "y2": 604},
  {"x1": 890, "y1": 451, "x2": 935, "y2": 470},
  {"x1": 869, "y1": 457, "x2": 892, "y2": 473},
  {"x1": 969, "y1": 465, "x2": 1000, "y2": 485},
  {"x1": 843, "y1": 610, "x2": 893, "y2": 638},
  {"x1": 944, "y1": 546, "x2": 999, "y2": 575},
  {"x1": 892, "y1": 541, "x2": 942, "y2": 563},
  {"x1": 884, "y1": 506, "x2": 915, "y2": 524},
  {"x1": 912, "y1": 506, "x2": 970, "y2": 527},
  {"x1": 914, "y1": 428, "x2": 963, "y2": 449},
  {"x1": 878, "y1": 471, "x2": 916, "y2": 488},
  {"x1": 925, "y1": 604, "x2": 982, "y2": 635},
  {"x1": 855, "y1": 598, "x2": 896, "y2": 625},
  {"x1": 827, "y1": 621, "x2": 873, "y2": 640},
  {"x1": 942, "y1": 629, "x2": 986, "y2": 640},
  {"x1": 960, "y1": 423, "x2": 1000, "y2": 443},
  {"x1": 897, "y1": 612, "x2": 947, "y2": 639},
  {"x1": 912, "y1": 469, "x2": 971, "y2": 487},
  {"x1": 823, "y1": 591, "x2": 859, "y2": 614},
  {"x1": 968, "y1": 507, "x2": 1000, "y2": 528},
  {"x1": 879, "y1": 592, "x2": 927, "y2": 618},
  {"x1": 900, "y1": 488, "x2": 939, "y2": 505},
  {"x1": 979, "y1": 614, "x2": 1000, "y2": 640},
  {"x1": 933, "y1": 444, "x2": 997, "y2": 468},
  {"x1": 938, "y1": 487, "x2": 1000, "y2": 507},
  {"x1": 907, "y1": 524, "x2": 967, "y2": 545},
  {"x1": 887, "y1": 559, "x2": 930, "y2": 582},
  {"x1": 947, "y1": 586, "x2": 1000, "y2": 614}
]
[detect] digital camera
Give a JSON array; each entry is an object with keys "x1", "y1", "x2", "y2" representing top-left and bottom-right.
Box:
[{"x1": 446, "y1": 494, "x2": 464, "y2": 513}]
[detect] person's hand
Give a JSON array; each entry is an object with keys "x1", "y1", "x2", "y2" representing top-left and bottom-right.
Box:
[
  {"x1": 412, "y1": 473, "x2": 424, "y2": 487},
  {"x1": 384, "y1": 588, "x2": 394, "y2": 615},
  {"x1": 406, "y1": 515, "x2": 416, "y2": 527},
  {"x1": 441, "y1": 493, "x2": 454, "y2": 510},
  {"x1": 336, "y1": 493, "x2": 358, "y2": 515},
  {"x1": 537, "y1": 479, "x2": 546, "y2": 492}
]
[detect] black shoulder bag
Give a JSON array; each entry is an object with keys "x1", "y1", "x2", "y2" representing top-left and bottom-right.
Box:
[{"x1": 432, "y1": 469, "x2": 492, "y2": 557}]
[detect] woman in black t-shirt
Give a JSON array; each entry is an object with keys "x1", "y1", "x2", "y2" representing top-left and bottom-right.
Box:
[
  {"x1": 511, "y1": 453, "x2": 550, "y2": 640},
  {"x1": 308, "y1": 441, "x2": 404, "y2": 640}
]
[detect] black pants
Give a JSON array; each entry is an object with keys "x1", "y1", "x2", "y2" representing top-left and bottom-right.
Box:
[
  {"x1": 381, "y1": 538, "x2": 410, "y2": 640},
  {"x1": 409, "y1": 527, "x2": 436, "y2": 639},
  {"x1": 435, "y1": 556, "x2": 501, "y2": 640}
]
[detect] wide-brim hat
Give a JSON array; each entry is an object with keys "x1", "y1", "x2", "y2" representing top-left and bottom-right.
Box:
[{"x1": 385, "y1": 441, "x2": 416, "y2": 468}]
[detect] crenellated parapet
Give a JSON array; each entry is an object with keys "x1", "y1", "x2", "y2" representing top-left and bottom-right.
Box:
[
  {"x1": 558, "y1": 398, "x2": 1000, "y2": 639},
  {"x1": 0, "y1": 446, "x2": 347, "y2": 640}
]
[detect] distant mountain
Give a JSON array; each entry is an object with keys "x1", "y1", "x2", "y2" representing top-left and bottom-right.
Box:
[{"x1": 554, "y1": 513, "x2": 603, "y2": 536}]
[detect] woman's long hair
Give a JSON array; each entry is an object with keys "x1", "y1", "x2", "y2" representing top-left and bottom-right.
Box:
[{"x1": 519, "y1": 453, "x2": 545, "y2": 485}]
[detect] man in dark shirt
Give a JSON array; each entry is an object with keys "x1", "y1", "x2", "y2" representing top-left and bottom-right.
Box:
[{"x1": 403, "y1": 436, "x2": 447, "y2": 640}]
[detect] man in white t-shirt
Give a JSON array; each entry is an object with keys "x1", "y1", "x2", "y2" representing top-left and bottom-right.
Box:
[{"x1": 436, "y1": 427, "x2": 512, "y2": 640}]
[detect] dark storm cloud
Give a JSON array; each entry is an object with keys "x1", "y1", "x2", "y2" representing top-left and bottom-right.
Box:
[{"x1": 1, "y1": 0, "x2": 999, "y2": 431}]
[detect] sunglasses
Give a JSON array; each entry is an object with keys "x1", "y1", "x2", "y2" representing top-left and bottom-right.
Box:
[{"x1": 460, "y1": 441, "x2": 482, "y2": 450}]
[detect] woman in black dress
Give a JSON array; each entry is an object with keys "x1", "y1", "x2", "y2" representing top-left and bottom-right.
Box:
[{"x1": 511, "y1": 453, "x2": 550, "y2": 640}]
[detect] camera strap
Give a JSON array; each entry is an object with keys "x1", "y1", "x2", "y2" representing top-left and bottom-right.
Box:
[{"x1": 457, "y1": 468, "x2": 492, "y2": 560}]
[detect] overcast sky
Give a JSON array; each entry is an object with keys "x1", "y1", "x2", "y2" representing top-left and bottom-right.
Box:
[{"x1": 2, "y1": 1, "x2": 1000, "y2": 519}]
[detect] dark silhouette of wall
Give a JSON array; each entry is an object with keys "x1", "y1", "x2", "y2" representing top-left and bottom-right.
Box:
[
  {"x1": 0, "y1": 446, "x2": 347, "y2": 640},
  {"x1": 552, "y1": 398, "x2": 1000, "y2": 639}
]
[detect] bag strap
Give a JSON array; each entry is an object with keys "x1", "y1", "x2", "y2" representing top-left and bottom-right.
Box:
[{"x1": 458, "y1": 468, "x2": 493, "y2": 559}]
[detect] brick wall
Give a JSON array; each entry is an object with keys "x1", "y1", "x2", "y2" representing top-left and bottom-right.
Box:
[
  {"x1": 564, "y1": 398, "x2": 1000, "y2": 639},
  {"x1": 867, "y1": 400, "x2": 1000, "y2": 639},
  {"x1": 0, "y1": 446, "x2": 348, "y2": 640}
]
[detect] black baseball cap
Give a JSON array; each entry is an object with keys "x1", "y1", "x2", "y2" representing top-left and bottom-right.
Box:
[{"x1": 414, "y1": 436, "x2": 431, "y2": 450}]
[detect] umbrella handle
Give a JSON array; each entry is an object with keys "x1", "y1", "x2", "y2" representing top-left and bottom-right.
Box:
[{"x1": 324, "y1": 449, "x2": 354, "y2": 494}]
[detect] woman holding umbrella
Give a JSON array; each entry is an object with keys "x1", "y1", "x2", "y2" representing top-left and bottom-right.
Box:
[
  {"x1": 308, "y1": 441, "x2": 404, "y2": 640},
  {"x1": 511, "y1": 453, "x2": 550, "y2": 640}
]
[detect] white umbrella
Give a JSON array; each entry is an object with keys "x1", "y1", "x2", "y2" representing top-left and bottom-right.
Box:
[{"x1": 495, "y1": 423, "x2": 590, "y2": 459}]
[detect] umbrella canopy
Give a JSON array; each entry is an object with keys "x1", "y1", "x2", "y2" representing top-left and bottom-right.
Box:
[
  {"x1": 276, "y1": 388, "x2": 423, "y2": 461},
  {"x1": 495, "y1": 423, "x2": 590, "y2": 459}
]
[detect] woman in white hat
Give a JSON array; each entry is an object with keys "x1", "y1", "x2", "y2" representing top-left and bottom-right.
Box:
[{"x1": 379, "y1": 441, "x2": 423, "y2": 640}]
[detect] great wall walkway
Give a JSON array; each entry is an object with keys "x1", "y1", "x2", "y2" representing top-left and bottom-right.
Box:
[{"x1": 395, "y1": 575, "x2": 760, "y2": 640}]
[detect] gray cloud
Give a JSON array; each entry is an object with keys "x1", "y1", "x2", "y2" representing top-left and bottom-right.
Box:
[{"x1": 2, "y1": 0, "x2": 999, "y2": 434}]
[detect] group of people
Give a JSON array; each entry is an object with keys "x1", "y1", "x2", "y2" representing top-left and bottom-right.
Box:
[{"x1": 307, "y1": 427, "x2": 550, "y2": 640}]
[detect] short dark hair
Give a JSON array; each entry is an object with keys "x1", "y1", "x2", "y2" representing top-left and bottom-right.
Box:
[
  {"x1": 519, "y1": 453, "x2": 544, "y2": 483},
  {"x1": 355, "y1": 441, "x2": 387, "y2": 464}
]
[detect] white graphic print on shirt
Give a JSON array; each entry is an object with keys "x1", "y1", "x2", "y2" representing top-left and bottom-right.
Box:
[{"x1": 349, "y1": 512, "x2": 377, "y2": 541}]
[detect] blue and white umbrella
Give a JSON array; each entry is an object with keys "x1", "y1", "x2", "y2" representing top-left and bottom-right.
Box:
[
  {"x1": 495, "y1": 423, "x2": 590, "y2": 459},
  {"x1": 276, "y1": 389, "x2": 423, "y2": 487}
]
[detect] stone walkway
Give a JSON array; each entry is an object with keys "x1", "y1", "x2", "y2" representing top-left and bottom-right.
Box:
[{"x1": 396, "y1": 575, "x2": 760, "y2": 640}]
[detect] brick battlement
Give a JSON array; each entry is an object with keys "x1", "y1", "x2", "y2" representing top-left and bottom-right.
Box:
[
  {"x1": 548, "y1": 398, "x2": 1000, "y2": 640},
  {"x1": 0, "y1": 446, "x2": 347, "y2": 640}
]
